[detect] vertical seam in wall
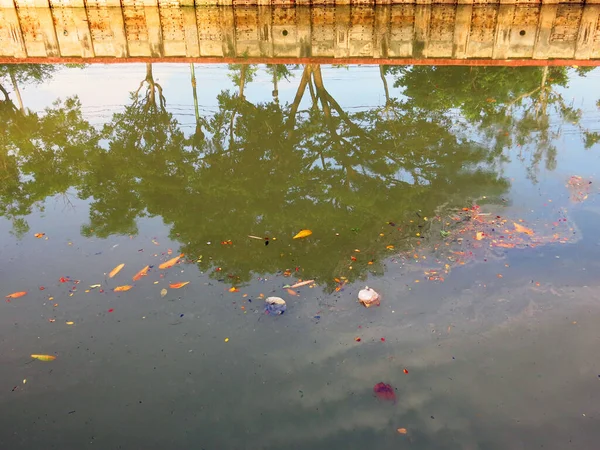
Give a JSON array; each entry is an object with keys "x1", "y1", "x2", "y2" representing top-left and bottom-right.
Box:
[
  {"x1": 49, "y1": 7, "x2": 63, "y2": 56},
  {"x1": 82, "y1": 0, "x2": 97, "y2": 56},
  {"x1": 119, "y1": 0, "x2": 131, "y2": 57},
  {"x1": 13, "y1": 0, "x2": 30, "y2": 58}
]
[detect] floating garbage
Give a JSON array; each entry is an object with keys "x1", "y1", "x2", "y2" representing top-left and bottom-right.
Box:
[
  {"x1": 373, "y1": 382, "x2": 396, "y2": 403},
  {"x1": 358, "y1": 286, "x2": 380, "y2": 308},
  {"x1": 265, "y1": 296, "x2": 286, "y2": 315}
]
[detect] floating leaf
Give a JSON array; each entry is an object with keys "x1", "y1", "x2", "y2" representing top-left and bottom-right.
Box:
[
  {"x1": 89, "y1": 284, "x2": 101, "y2": 289},
  {"x1": 31, "y1": 354, "x2": 56, "y2": 362},
  {"x1": 397, "y1": 428, "x2": 408, "y2": 435},
  {"x1": 132, "y1": 265, "x2": 150, "y2": 281},
  {"x1": 293, "y1": 229, "x2": 312, "y2": 239},
  {"x1": 108, "y1": 263, "x2": 125, "y2": 278},
  {"x1": 34, "y1": 233, "x2": 45, "y2": 238},
  {"x1": 475, "y1": 231, "x2": 484, "y2": 241},
  {"x1": 286, "y1": 289, "x2": 298, "y2": 296},
  {"x1": 228, "y1": 287, "x2": 239, "y2": 293},
  {"x1": 169, "y1": 281, "x2": 190, "y2": 289},
  {"x1": 6, "y1": 291, "x2": 27, "y2": 299},
  {"x1": 290, "y1": 280, "x2": 314, "y2": 289},
  {"x1": 160, "y1": 288, "x2": 167, "y2": 297},
  {"x1": 114, "y1": 285, "x2": 133, "y2": 292},
  {"x1": 248, "y1": 235, "x2": 263, "y2": 240},
  {"x1": 513, "y1": 222, "x2": 534, "y2": 235},
  {"x1": 66, "y1": 321, "x2": 74, "y2": 325},
  {"x1": 159, "y1": 254, "x2": 184, "y2": 270}
]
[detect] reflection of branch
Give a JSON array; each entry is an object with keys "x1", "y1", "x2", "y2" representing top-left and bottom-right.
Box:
[
  {"x1": 380, "y1": 65, "x2": 390, "y2": 105},
  {"x1": 308, "y1": 78, "x2": 317, "y2": 108},
  {"x1": 0, "y1": 83, "x2": 9, "y2": 101},
  {"x1": 132, "y1": 63, "x2": 166, "y2": 112},
  {"x1": 506, "y1": 87, "x2": 541, "y2": 110},
  {"x1": 287, "y1": 65, "x2": 311, "y2": 132}
]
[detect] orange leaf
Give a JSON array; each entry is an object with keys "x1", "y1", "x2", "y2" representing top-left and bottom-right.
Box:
[
  {"x1": 34, "y1": 233, "x2": 45, "y2": 238},
  {"x1": 493, "y1": 242, "x2": 516, "y2": 248},
  {"x1": 293, "y1": 229, "x2": 312, "y2": 239},
  {"x1": 286, "y1": 289, "x2": 298, "y2": 296},
  {"x1": 228, "y1": 287, "x2": 239, "y2": 292},
  {"x1": 114, "y1": 285, "x2": 133, "y2": 292},
  {"x1": 290, "y1": 280, "x2": 314, "y2": 289},
  {"x1": 513, "y1": 222, "x2": 534, "y2": 235},
  {"x1": 31, "y1": 354, "x2": 56, "y2": 362},
  {"x1": 159, "y1": 254, "x2": 184, "y2": 270},
  {"x1": 108, "y1": 263, "x2": 125, "y2": 278},
  {"x1": 132, "y1": 265, "x2": 150, "y2": 281},
  {"x1": 397, "y1": 428, "x2": 408, "y2": 435},
  {"x1": 169, "y1": 281, "x2": 190, "y2": 289},
  {"x1": 6, "y1": 291, "x2": 27, "y2": 299}
]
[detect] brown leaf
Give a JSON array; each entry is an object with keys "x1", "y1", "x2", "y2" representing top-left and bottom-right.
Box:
[
  {"x1": 132, "y1": 265, "x2": 150, "y2": 281},
  {"x1": 290, "y1": 280, "x2": 314, "y2": 289},
  {"x1": 159, "y1": 254, "x2": 184, "y2": 270},
  {"x1": 114, "y1": 285, "x2": 133, "y2": 292},
  {"x1": 513, "y1": 222, "x2": 534, "y2": 235},
  {"x1": 108, "y1": 263, "x2": 125, "y2": 278}
]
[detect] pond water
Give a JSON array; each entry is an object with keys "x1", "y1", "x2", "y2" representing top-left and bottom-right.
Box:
[{"x1": 1, "y1": 63, "x2": 600, "y2": 449}]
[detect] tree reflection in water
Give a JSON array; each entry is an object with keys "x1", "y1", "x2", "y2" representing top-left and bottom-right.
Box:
[{"x1": 0, "y1": 63, "x2": 597, "y2": 287}]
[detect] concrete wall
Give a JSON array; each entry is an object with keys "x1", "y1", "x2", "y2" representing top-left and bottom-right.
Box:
[{"x1": 1, "y1": 4, "x2": 599, "y2": 62}]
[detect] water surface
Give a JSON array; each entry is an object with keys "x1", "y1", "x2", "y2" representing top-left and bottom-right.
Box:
[{"x1": 1, "y1": 63, "x2": 600, "y2": 449}]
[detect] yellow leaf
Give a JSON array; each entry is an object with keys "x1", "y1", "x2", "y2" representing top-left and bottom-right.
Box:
[
  {"x1": 108, "y1": 263, "x2": 125, "y2": 278},
  {"x1": 132, "y1": 265, "x2": 150, "y2": 281},
  {"x1": 114, "y1": 285, "x2": 133, "y2": 292},
  {"x1": 513, "y1": 222, "x2": 534, "y2": 235},
  {"x1": 228, "y1": 287, "x2": 239, "y2": 292},
  {"x1": 293, "y1": 229, "x2": 312, "y2": 239},
  {"x1": 169, "y1": 281, "x2": 190, "y2": 289},
  {"x1": 89, "y1": 284, "x2": 101, "y2": 289},
  {"x1": 475, "y1": 231, "x2": 484, "y2": 241},
  {"x1": 6, "y1": 291, "x2": 27, "y2": 299},
  {"x1": 159, "y1": 254, "x2": 184, "y2": 270},
  {"x1": 31, "y1": 354, "x2": 56, "y2": 362},
  {"x1": 66, "y1": 321, "x2": 74, "y2": 325}
]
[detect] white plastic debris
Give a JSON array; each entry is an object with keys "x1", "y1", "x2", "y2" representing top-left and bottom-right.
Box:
[
  {"x1": 358, "y1": 286, "x2": 381, "y2": 308},
  {"x1": 265, "y1": 296, "x2": 287, "y2": 315}
]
